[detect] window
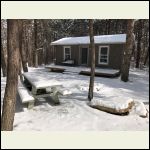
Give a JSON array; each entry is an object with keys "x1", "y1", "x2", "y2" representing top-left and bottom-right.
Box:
[
  {"x1": 64, "y1": 46, "x2": 71, "y2": 60},
  {"x1": 98, "y1": 46, "x2": 109, "y2": 64}
]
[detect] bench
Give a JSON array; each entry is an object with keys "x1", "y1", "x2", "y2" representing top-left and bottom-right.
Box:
[
  {"x1": 45, "y1": 66, "x2": 65, "y2": 73},
  {"x1": 46, "y1": 86, "x2": 72, "y2": 96},
  {"x1": 58, "y1": 89, "x2": 72, "y2": 96},
  {"x1": 62, "y1": 59, "x2": 75, "y2": 66},
  {"x1": 18, "y1": 81, "x2": 35, "y2": 109}
]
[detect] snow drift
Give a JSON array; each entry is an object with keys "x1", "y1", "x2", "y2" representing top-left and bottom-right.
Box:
[{"x1": 89, "y1": 97, "x2": 134, "y2": 115}]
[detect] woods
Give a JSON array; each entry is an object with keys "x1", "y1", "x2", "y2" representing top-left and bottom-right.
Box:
[
  {"x1": 1, "y1": 19, "x2": 149, "y2": 74},
  {"x1": 1, "y1": 19, "x2": 149, "y2": 131}
]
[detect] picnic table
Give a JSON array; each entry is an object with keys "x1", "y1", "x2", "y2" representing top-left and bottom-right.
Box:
[{"x1": 18, "y1": 72, "x2": 71, "y2": 109}]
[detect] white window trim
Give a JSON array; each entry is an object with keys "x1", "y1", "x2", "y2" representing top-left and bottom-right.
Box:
[
  {"x1": 63, "y1": 46, "x2": 71, "y2": 60},
  {"x1": 98, "y1": 46, "x2": 109, "y2": 65}
]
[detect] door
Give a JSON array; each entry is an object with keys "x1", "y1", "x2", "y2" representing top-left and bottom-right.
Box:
[{"x1": 81, "y1": 48, "x2": 88, "y2": 65}]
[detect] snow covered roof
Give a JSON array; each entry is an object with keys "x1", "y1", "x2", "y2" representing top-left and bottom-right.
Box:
[{"x1": 51, "y1": 34, "x2": 126, "y2": 45}]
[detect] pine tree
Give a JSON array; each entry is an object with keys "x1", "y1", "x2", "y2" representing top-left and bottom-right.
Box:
[
  {"x1": 33, "y1": 19, "x2": 38, "y2": 68},
  {"x1": 121, "y1": 19, "x2": 135, "y2": 82},
  {"x1": 18, "y1": 20, "x2": 28, "y2": 72},
  {"x1": 1, "y1": 20, "x2": 20, "y2": 130}
]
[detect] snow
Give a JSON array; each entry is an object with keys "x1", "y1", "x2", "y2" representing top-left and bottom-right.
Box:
[
  {"x1": 83, "y1": 68, "x2": 119, "y2": 74},
  {"x1": 134, "y1": 101, "x2": 148, "y2": 117},
  {"x1": 1, "y1": 66, "x2": 149, "y2": 131},
  {"x1": 23, "y1": 72, "x2": 62, "y2": 89},
  {"x1": 90, "y1": 97, "x2": 133, "y2": 111},
  {"x1": 62, "y1": 60, "x2": 74, "y2": 64},
  {"x1": 46, "y1": 64, "x2": 119, "y2": 74},
  {"x1": 51, "y1": 34, "x2": 126, "y2": 45},
  {"x1": 59, "y1": 89, "x2": 72, "y2": 96},
  {"x1": 18, "y1": 81, "x2": 34, "y2": 103}
]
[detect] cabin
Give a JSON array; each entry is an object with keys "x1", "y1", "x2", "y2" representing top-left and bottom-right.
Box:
[{"x1": 51, "y1": 34, "x2": 126, "y2": 70}]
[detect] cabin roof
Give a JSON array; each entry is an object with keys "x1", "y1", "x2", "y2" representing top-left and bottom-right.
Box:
[{"x1": 51, "y1": 34, "x2": 126, "y2": 45}]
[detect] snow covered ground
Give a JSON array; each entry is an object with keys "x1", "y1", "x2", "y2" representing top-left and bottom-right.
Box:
[{"x1": 1, "y1": 66, "x2": 149, "y2": 131}]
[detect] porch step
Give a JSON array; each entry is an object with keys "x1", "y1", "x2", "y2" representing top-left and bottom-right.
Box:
[{"x1": 63, "y1": 70, "x2": 79, "y2": 75}]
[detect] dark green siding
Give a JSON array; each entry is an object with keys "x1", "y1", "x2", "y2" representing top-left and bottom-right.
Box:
[
  {"x1": 55, "y1": 45, "x2": 79, "y2": 65},
  {"x1": 55, "y1": 43, "x2": 125, "y2": 69}
]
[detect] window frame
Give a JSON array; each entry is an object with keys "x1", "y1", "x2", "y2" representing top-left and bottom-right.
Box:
[
  {"x1": 98, "y1": 45, "x2": 109, "y2": 65},
  {"x1": 63, "y1": 46, "x2": 71, "y2": 60}
]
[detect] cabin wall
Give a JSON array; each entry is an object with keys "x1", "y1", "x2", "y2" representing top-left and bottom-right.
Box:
[
  {"x1": 55, "y1": 44, "x2": 124, "y2": 69},
  {"x1": 55, "y1": 45, "x2": 79, "y2": 66},
  {"x1": 94, "y1": 44, "x2": 124, "y2": 69},
  {"x1": 71, "y1": 45, "x2": 80, "y2": 65},
  {"x1": 55, "y1": 45, "x2": 63, "y2": 65}
]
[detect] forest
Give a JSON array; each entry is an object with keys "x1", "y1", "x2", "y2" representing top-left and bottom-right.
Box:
[
  {"x1": 1, "y1": 19, "x2": 149, "y2": 131},
  {"x1": 1, "y1": 19, "x2": 149, "y2": 72}
]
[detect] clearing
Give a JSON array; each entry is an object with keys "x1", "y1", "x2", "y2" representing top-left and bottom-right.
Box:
[{"x1": 1, "y1": 65, "x2": 149, "y2": 131}]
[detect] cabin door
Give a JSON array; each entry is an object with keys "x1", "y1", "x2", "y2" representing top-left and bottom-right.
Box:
[{"x1": 81, "y1": 47, "x2": 88, "y2": 65}]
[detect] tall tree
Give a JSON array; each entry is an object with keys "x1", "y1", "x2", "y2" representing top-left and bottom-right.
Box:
[
  {"x1": 1, "y1": 20, "x2": 7, "y2": 77},
  {"x1": 42, "y1": 20, "x2": 51, "y2": 65},
  {"x1": 135, "y1": 20, "x2": 142, "y2": 68},
  {"x1": 144, "y1": 46, "x2": 149, "y2": 66},
  {"x1": 121, "y1": 19, "x2": 135, "y2": 82},
  {"x1": 1, "y1": 41, "x2": 7, "y2": 77},
  {"x1": 33, "y1": 19, "x2": 38, "y2": 68},
  {"x1": 18, "y1": 20, "x2": 28, "y2": 72},
  {"x1": 88, "y1": 19, "x2": 95, "y2": 101},
  {"x1": 1, "y1": 20, "x2": 20, "y2": 130}
]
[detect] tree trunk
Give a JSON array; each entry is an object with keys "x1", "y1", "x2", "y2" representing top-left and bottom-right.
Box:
[
  {"x1": 144, "y1": 46, "x2": 149, "y2": 65},
  {"x1": 135, "y1": 20, "x2": 142, "y2": 68},
  {"x1": 18, "y1": 20, "x2": 28, "y2": 72},
  {"x1": 33, "y1": 19, "x2": 38, "y2": 68},
  {"x1": 107, "y1": 19, "x2": 111, "y2": 34},
  {"x1": 88, "y1": 19, "x2": 95, "y2": 101},
  {"x1": 42, "y1": 20, "x2": 50, "y2": 65},
  {"x1": 1, "y1": 19, "x2": 20, "y2": 131},
  {"x1": 1, "y1": 41, "x2": 7, "y2": 77},
  {"x1": 121, "y1": 20, "x2": 135, "y2": 82}
]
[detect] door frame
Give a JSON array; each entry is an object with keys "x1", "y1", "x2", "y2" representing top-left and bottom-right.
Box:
[{"x1": 80, "y1": 46, "x2": 89, "y2": 65}]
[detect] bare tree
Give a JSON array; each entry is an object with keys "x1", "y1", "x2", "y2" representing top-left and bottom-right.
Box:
[
  {"x1": 121, "y1": 19, "x2": 135, "y2": 82},
  {"x1": 144, "y1": 46, "x2": 149, "y2": 66},
  {"x1": 1, "y1": 41, "x2": 7, "y2": 77},
  {"x1": 1, "y1": 20, "x2": 7, "y2": 77},
  {"x1": 18, "y1": 20, "x2": 28, "y2": 72},
  {"x1": 135, "y1": 20, "x2": 142, "y2": 68},
  {"x1": 88, "y1": 19, "x2": 96, "y2": 101},
  {"x1": 1, "y1": 20, "x2": 20, "y2": 130},
  {"x1": 33, "y1": 19, "x2": 38, "y2": 68},
  {"x1": 42, "y1": 20, "x2": 51, "y2": 65}
]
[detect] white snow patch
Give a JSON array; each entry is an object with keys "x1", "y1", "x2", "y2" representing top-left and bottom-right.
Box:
[
  {"x1": 46, "y1": 64, "x2": 119, "y2": 74},
  {"x1": 90, "y1": 97, "x2": 133, "y2": 111},
  {"x1": 62, "y1": 60, "x2": 74, "y2": 64},
  {"x1": 51, "y1": 34, "x2": 126, "y2": 45},
  {"x1": 59, "y1": 89, "x2": 72, "y2": 96},
  {"x1": 18, "y1": 82, "x2": 34, "y2": 103},
  {"x1": 134, "y1": 101, "x2": 148, "y2": 117},
  {"x1": 23, "y1": 72, "x2": 62, "y2": 89}
]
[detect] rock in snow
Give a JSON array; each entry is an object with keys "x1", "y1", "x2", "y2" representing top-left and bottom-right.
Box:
[
  {"x1": 90, "y1": 97, "x2": 134, "y2": 115},
  {"x1": 134, "y1": 101, "x2": 148, "y2": 118},
  {"x1": 90, "y1": 97, "x2": 148, "y2": 118}
]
